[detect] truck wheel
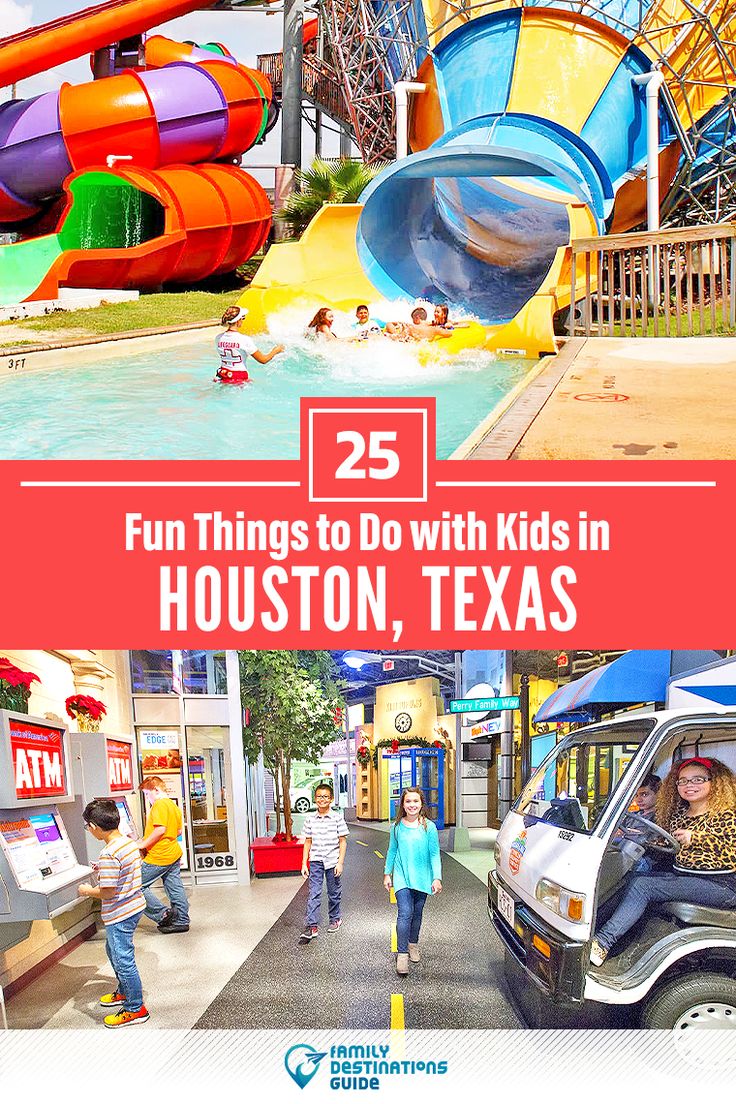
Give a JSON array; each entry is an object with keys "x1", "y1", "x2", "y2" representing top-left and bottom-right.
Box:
[{"x1": 641, "y1": 972, "x2": 736, "y2": 1030}]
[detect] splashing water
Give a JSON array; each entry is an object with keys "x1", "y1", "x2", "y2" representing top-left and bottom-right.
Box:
[{"x1": 0, "y1": 325, "x2": 533, "y2": 460}]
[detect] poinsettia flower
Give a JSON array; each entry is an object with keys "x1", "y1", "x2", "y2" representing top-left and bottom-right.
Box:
[
  {"x1": 0, "y1": 658, "x2": 40, "y2": 689},
  {"x1": 65, "y1": 694, "x2": 107, "y2": 721}
]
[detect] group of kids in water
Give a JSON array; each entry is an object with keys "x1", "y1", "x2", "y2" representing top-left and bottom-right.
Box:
[
  {"x1": 306, "y1": 302, "x2": 464, "y2": 343},
  {"x1": 214, "y1": 301, "x2": 464, "y2": 382}
]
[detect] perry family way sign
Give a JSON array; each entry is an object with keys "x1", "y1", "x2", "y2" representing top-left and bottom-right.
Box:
[
  {"x1": 449, "y1": 697, "x2": 520, "y2": 713},
  {"x1": 0, "y1": 397, "x2": 733, "y2": 646}
]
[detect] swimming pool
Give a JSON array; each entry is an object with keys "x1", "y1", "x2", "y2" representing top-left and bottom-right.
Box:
[{"x1": 0, "y1": 334, "x2": 533, "y2": 460}]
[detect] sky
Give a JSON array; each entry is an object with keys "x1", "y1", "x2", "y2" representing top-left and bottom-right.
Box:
[{"x1": 0, "y1": 0, "x2": 346, "y2": 164}]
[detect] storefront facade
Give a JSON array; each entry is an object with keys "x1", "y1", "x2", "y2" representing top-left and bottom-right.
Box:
[
  {"x1": 0, "y1": 648, "x2": 250, "y2": 1000},
  {"x1": 128, "y1": 649, "x2": 250, "y2": 887}
]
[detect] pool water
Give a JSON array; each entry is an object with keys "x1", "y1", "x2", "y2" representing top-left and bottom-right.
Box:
[{"x1": 0, "y1": 334, "x2": 532, "y2": 460}]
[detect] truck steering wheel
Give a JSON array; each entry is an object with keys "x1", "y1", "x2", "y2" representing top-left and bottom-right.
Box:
[{"x1": 619, "y1": 811, "x2": 680, "y2": 854}]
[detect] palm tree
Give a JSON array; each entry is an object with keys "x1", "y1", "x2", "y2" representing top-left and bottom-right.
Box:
[{"x1": 277, "y1": 158, "x2": 384, "y2": 239}]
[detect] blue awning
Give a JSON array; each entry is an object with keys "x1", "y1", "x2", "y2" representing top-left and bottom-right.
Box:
[{"x1": 534, "y1": 650, "x2": 722, "y2": 724}]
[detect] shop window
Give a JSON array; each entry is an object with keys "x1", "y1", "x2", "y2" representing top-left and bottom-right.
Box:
[
  {"x1": 130, "y1": 650, "x2": 174, "y2": 694},
  {"x1": 181, "y1": 651, "x2": 227, "y2": 695},
  {"x1": 186, "y1": 726, "x2": 233, "y2": 862}
]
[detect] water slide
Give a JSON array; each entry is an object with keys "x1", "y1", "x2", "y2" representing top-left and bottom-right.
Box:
[
  {"x1": 244, "y1": 0, "x2": 735, "y2": 356},
  {"x1": 0, "y1": 1, "x2": 273, "y2": 305}
]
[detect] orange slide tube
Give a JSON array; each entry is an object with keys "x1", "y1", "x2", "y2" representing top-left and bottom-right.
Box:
[
  {"x1": 49, "y1": 162, "x2": 272, "y2": 295},
  {"x1": 145, "y1": 38, "x2": 271, "y2": 158},
  {"x1": 0, "y1": 0, "x2": 216, "y2": 87}
]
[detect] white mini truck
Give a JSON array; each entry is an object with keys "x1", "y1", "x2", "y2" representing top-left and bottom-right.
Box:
[{"x1": 489, "y1": 705, "x2": 736, "y2": 1029}]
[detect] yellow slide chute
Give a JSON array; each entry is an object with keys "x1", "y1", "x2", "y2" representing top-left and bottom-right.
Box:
[{"x1": 238, "y1": 202, "x2": 594, "y2": 358}]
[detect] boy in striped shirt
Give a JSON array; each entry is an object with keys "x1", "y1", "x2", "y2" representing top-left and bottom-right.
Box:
[
  {"x1": 78, "y1": 799, "x2": 149, "y2": 1027},
  {"x1": 299, "y1": 784, "x2": 349, "y2": 943}
]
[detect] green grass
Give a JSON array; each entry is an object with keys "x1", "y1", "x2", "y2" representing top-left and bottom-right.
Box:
[
  {"x1": 587, "y1": 300, "x2": 736, "y2": 338},
  {"x1": 0, "y1": 288, "x2": 253, "y2": 339}
]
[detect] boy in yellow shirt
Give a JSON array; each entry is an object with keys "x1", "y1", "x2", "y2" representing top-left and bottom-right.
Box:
[{"x1": 138, "y1": 776, "x2": 190, "y2": 933}]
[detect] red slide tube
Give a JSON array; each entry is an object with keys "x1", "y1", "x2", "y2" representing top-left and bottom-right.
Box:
[{"x1": 0, "y1": 0, "x2": 217, "y2": 86}]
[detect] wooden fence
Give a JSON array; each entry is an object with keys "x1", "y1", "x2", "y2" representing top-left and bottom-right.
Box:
[{"x1": 568, "y1": 224, "x2": 736, "y2": 337}]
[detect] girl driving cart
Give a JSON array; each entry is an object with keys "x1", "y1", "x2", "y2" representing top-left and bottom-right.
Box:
[{"x1": 591, "y1": 756, "x2": 736, "y2": 965}]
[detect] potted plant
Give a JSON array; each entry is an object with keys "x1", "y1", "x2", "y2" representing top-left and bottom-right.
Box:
[
  {"x1": 0, "y1": 657, "x2": 40, "y2": 714},
  {"x1": 240, "y1": 650, "x2": 344, "y2": 874},
  {"x1": 66, "y1": 693, "x2": 107, "y2": 732}
]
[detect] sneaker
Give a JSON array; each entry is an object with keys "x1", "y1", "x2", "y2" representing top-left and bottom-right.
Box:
[
  {"x1": 327, "y1": 919, "x2": 342, "y2": 933},
  {"x1": 157, "y1": 908, "x2": 177, "y2": 928},
  {"x1": 104, "y1": 1006, "x2": 150, "y2": 1028},
  {"x1": 299, "y1": 926, "x2": 319, "y2": 944},
  {"x1": 158, "y1": 922, "x2": 190, "y2": 934},
  {"x1": 590, "y1": 939, "x2": 608, "y2": 967},
  {"x1": 99, "y1": 991, "x2": 125, "y2": 1007}
]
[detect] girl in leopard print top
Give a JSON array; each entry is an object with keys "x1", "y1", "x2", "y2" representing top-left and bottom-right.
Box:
[
  {"x1": 591, "y1": 756, "x2": 736, "y2": 965},
  {"x1": 657, "y1": 756, "x2": 736, "y2": 873}
]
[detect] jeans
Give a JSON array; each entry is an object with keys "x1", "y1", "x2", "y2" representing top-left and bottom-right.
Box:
[
  {"x1": 305, "y1": 861, "x2": 341, "y2": 926},
  {"x1": 105, "y1": 911, "x2": 143, "y2": 1012},
  {"x1": 141, "y1": 860, "x2": 190, "y2": 925},
  {"x1": 596, "y1": 871, "x2": 736, "y2": 952},
  {"x1": 395, "y1": 888, "x2": 428, "y2": 953}
]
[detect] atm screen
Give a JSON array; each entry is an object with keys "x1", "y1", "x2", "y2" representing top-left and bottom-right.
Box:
[
  {"x1": 115, "y1": 799, "x2": 138, "y2": 840},
  {"x1": 0, "y1": 812, "x2": 77, "y2": 887},
  {"x1": 30, "y1": 813, "x2": 62, "y2": 845}
]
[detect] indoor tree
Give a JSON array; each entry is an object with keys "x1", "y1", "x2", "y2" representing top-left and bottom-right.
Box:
[{"x1": 239, "y1": 651, "x2": 344, "y2": 840}]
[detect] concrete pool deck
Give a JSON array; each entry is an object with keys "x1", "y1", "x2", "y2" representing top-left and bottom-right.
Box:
[{"x1": 459, "y1": 336, "x2": 736, "y2": 460}]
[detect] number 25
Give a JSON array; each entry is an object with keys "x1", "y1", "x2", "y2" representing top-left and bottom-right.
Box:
[{"x1": 335, "y1": 431, "x2": 399, "y2": 480}]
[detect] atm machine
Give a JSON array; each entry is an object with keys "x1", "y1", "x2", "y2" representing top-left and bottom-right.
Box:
[
  {"x1": 0, "y1": 711, "x2": 91, "y2": 923},
  {"x1": 67, "y1": 731, "x2": 140, "y2": 865}
]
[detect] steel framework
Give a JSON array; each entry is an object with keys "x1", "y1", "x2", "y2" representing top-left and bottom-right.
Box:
[{"x1": 317, "y1": 0, "x2": 736, "y2": 224}]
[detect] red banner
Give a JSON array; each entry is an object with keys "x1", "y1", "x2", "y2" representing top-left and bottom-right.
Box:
[
  {"x1": 106, "y1": 738, "x2": 133, "y2": 793},
  {"x1": 10, "y1": 721, "x2": 67, "y2": 799},
  {"x1": 0, "y1": 398, "x2": 732, "y2": 647}
]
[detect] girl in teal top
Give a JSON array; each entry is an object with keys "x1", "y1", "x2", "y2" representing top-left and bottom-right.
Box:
[{"x1": 383, "y1": 788, "x2": 442, "y2": 975}]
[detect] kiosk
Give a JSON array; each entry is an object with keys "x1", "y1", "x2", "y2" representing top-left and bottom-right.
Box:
[
  {"x1": 0, "y1": 711, "x2": 91, "y2": 922},
  {"x1": 67, "y1": 731, "x2": 140, "y2": 865}
]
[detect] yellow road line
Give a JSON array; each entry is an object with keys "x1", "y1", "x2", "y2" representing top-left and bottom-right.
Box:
[
  {"x1": 391, "y1": 923, "x2": 397, "y2": 952},
  {"x1": 390, "y1": 993, "x2": 405, "y2": 1030},
  {"x1": 389, "y1": 887, "x2": 396, "y2": 904},
  {"x1": 374, "y1": 850, "x2": 384, "y2": 858},
  {"x1": 355, "y1": 840, "x2": 368, "y2": 847}
]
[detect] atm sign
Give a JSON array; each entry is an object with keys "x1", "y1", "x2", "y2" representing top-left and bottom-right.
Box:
[
  {"x1": 10, "y1": 721, "x2": 66, "y2": 799},
  {"x1": 107, "y1": 740, "x2": 133, "y2": 793}
]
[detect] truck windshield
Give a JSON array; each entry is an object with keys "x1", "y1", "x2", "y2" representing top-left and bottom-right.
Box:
[{"x1": 514, "y1": 719, "x2": 657, "y2": 835}]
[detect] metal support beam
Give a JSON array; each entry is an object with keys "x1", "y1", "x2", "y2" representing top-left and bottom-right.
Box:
[
  {"x1": 519, "y1": 674, "x2": 531, "y2": 786},
  {"x1": 498, "y1": 651, "x2": 514, "y2": 821},
  {"x1": 454, "y1": 651, "x2": 463, "y2": 829},
  {"x1": 281, "y1": 0, "x2": 304, "y2": 169},
  {"x1": 225, "y1": 650, "x2": 252, "y2": 885}
]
